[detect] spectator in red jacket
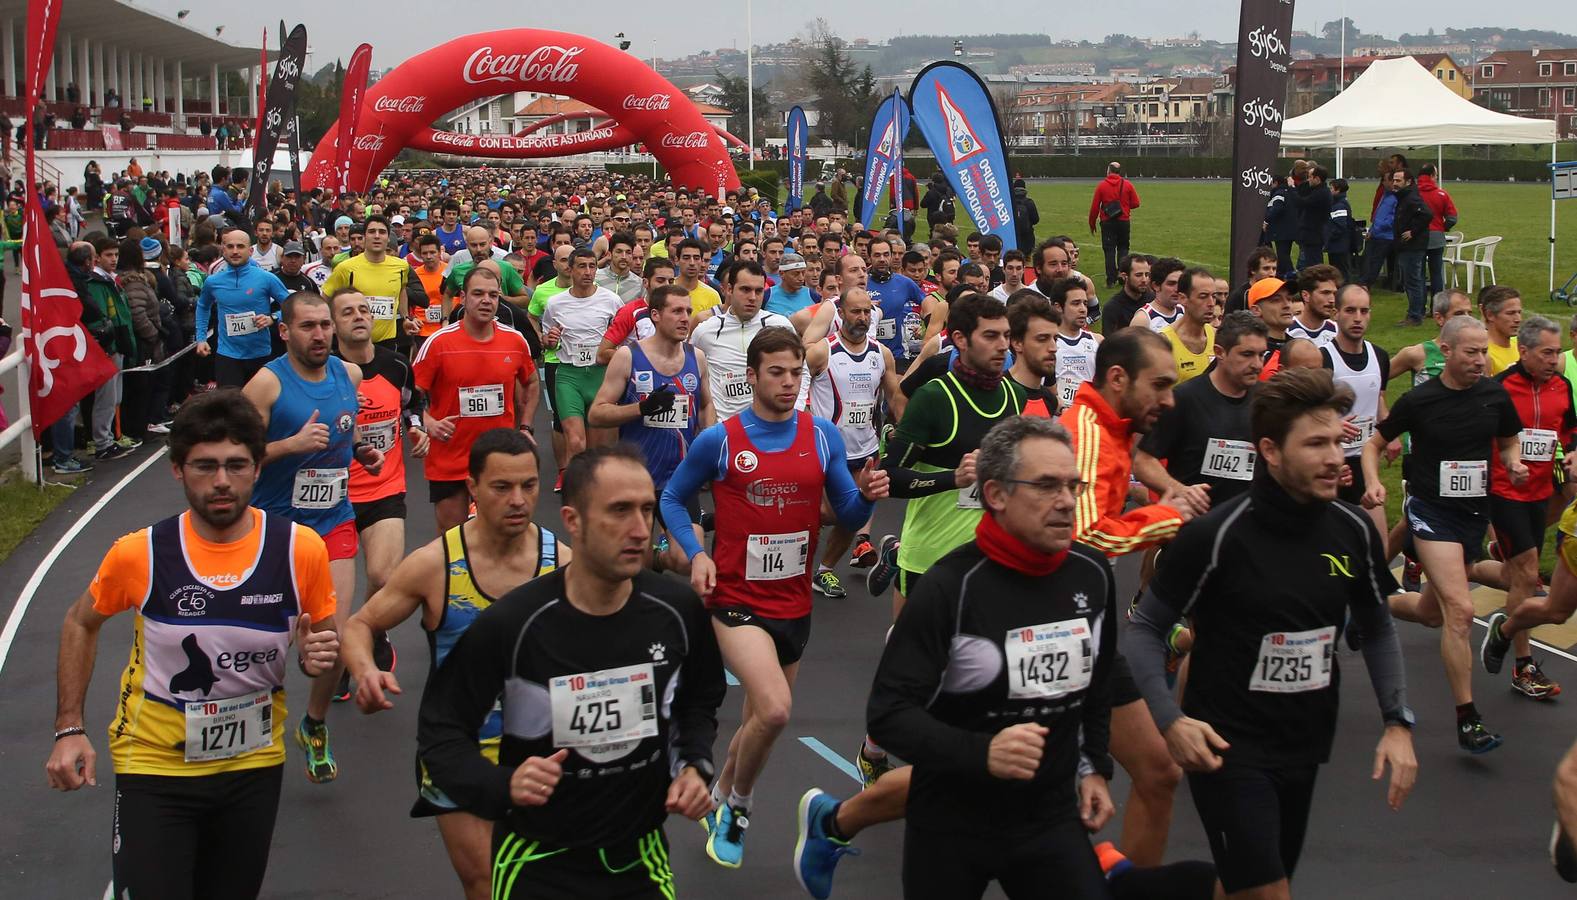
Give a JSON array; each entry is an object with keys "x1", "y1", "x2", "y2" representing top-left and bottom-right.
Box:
[
  {"x1": 1089, "y1": 161, "x2": 1141, "y2": 289},
  {"x1": 1416, "y1": 163, "x2": 1459, "y2": 298}
]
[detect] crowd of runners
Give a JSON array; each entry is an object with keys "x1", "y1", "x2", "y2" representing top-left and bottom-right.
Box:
[{"x1": 36, "y1": 163, "x2": 1577, "y2": 899}]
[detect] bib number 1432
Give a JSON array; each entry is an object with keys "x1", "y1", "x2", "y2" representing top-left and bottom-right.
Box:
[{"x1": 1004, "y1": 618, "x2": 1093, "y2": 699}]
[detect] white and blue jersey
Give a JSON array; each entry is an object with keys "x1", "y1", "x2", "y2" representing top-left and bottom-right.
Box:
[
  {"x1": 866, "y1": 272, "x2": 925, "y2": 360},
  {"x1": 618, "y1": 343, "x2": 703, "y2": 490}
]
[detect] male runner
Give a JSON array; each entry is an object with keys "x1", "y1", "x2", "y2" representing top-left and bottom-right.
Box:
[
  {"x1": 917, "y1": 251, "x2": 961, "y2": 342},
  {"x1": 443, "y1": 225, "x2": 529, "y2": 310},
  {"x1": 330, "y1": 288, "x2": 427, "y2": 671},
  {"x1": 1390, "y1": 290, "x2": 1475, "y2": 386},
  {"x1": 598, "y1": 256, "x2": 677, "y2": 363},
  {"x1": 540, "y1": 247, "x2": 624, "y2": 465},
  {"x1": 1321, "y1": 284, "x2": 1392, "y2": 536},
  {"x1": 807, "y1": 287, "x2": 906, "y2": 595},
  {"x1": 865, "y1": 237, "x2": 925, "y2": 364},
  {"x1": 46, "y1": 391, "x2": 339, "y2": 900},
  {"x1": 321, "y1": 214, "x2": 416, "y2": 350},
  {"x1": 195, "y1": 227, "x2": 291, "y2": 386},
  {"x1": 529, "y1": 241, "x2": 579, "y2": 485},
  {"x1": 1248, "y1": 277, "x2": 1295, "y2": 371},
  {"x1": 344, "y1": 429, "x2": 566, "y2": 900},
  {"x1": 1050, "y1": 278, "x2": 1103, "y2": 412},
  {"x1": 867, "y1": 416, "x2": 1118, "y2": 899},
  {"x1": 1159, "y1": 267, "x2": 1217, "y2": 384},
  {"x1": 676, "y1": 238, "x2": 723, "y2": 314},
  {"x1": 1480, "y1": 315, "x2": 1576, "y2": 698},
  {"x1": 1364, "y1": 315, "x2": 1525, "y2": 753},
  {"x1": 660, "y1": 327, "x2": 888, "y2": 868},
  {"x1": 410, "y1": 235, "x2": 449, "y2": 343},
  {"x1": 1128, "y1": 257, "x2": 1185, "y2": 332},
  {"x1": 243, "y1": 292, "x2": 385, "y2": 784},
  {"x1": 689, "y1": 260, "x2": 797, "y2": 420},
  {"x1": 1102, "y1": 254, "x2": 1154, "y2": 336},
  {"x1": 1007, "y1": 290, "x2": 1061, "y2": 417},
  {"x1": 1127, "y1": 366, "x2": 1417, "y2": 900},
  {"x1": 1481, "y1": 284, "x2": 1523, "y2": 375},
  {"x1": 595, "y1": 231, "x2": 644, "y2": 302},
  {"x1": 1286, "y1": 264, "x2": 1341, "y2": 347},
  {"x1": 414, "y1": 268, "x2": 539, "y2": 533},
  {"x1": 418, "y1": 444, "x2": 725, "y2": 899},
  {"x1": 986, "y1": 249, "x2": 1028, "y2": 302},
  {"x1": 589, "y1": 283, "x2": 716, "y2": 573},
  {"x1": 1137, "y1": 311, "x2": 1268, "y2": 507}
]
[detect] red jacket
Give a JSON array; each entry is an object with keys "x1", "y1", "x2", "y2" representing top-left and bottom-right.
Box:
[
  {"x1": 1492, "y1": 364, "x2": 1575, "y2": 502},
  {"x1": 1416, "y1": 175, "x2": 1457, "y2": 234},
  {"x1": 1088, "y1": 173, "x2": 1140, "y2": 230},
  {"x1": 1058, "y1": 382, "x2": 1182, "y2": 557}
]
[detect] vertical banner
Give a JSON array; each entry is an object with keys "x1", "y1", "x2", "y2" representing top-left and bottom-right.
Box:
[
  {"x1": 245, "y1": 24, "x2": 309, "y2": 221},
  {"x1": 907, "y1": 61, "x2": 1018, "y2": 250},
  {"x1": 858, "y1": 91, "x2": 910, "y2": 231},
  {"x1": 21, "y1": 0, "x2": 118, "y2": 439},
  {"x1": 891, "y1": 96, "x2": 905, "y2": 238},
  {"x1": 336, "y1": 43, "x2": 373, "y2": 194},
  {"x1": 1228, "y1": 0, "x2": 1295, "y2": 287},
  {"x1": 255, "y1": 29, "x2": 268, "y2": 146},
  {"x1": 786, "y1": 105, "x2": 808, "y2": 212},
  {"x1": 282, "y1": 21, "x2": 303, "y2": 195}
]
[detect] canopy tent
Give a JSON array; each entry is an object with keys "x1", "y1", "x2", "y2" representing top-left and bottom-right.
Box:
[{"x1": 1280, "y1": 55, "x2": 1560, "y2": 290}]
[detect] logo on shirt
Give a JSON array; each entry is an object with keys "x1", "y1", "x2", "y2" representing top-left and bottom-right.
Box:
[
  {"x1": 649, "y1": 643, "x2": 666, "y2": 662},
  {"x1": 337, "y1": 413, "x2": 354, "y2": 434},
  {"x1": 172, "y1": 585, "x2": 213, "y2": 617},
  {"x1": 733, "y1": 450, "x2": 758, "y2": 474},
  {"x1": 240, "y1": 592, "x2": 284, "y2": 606},
  {"x1": 746, "y1": 478, "x2": 806, "y2": 511},
  {"x1": 169, "y1": 633, "x2": 219, "y2": 697},
  {"x1": 1321, "y1": 553, "x2": 1354, "y2": 578},
  {"x1": 682, "y1": 373, "x2": 699, "y2": 392},
  {"x1": 1073, "y1": 593, "x2": 1090, "y2": 613}
]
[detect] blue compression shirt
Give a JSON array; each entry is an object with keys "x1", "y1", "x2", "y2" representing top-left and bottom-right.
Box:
[{"x1": 660, "y1": 408, "x2": 874, "y2": 559}]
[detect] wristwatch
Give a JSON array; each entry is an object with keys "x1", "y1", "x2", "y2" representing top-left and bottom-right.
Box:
[
  {"x1": 681, "y1": 757, "x2": 715, "y2": 782},
  {"x1": 1384, "y1": 707, "x2": 1416, "y2": 730}
]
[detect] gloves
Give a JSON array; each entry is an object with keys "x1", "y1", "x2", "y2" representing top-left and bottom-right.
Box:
[{"x1": 639, "y1": 386, "x2": 677, "y2": 417}]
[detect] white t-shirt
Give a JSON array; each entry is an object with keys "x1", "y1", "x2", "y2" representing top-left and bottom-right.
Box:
[
  {"x1": 251, "y1": 243, "x2": 280, "y2": 270},
  {"x1": 541, "y1": 287, "x2": 624, "y2": 368},
  {"x1": 689, "y1": 308, "x2": 797, "y2": 419}
]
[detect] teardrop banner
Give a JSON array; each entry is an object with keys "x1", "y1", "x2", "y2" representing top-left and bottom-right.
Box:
[{"x1": 907, "y1": 61, "x2": 1019, "y2": 251}]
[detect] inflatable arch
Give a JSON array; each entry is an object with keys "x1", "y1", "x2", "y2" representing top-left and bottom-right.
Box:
[
  {"x1": 303, "y1": 29, "x2": 740, "y2": 195},
  {"x1": 512, "y1": 112, "x2": 750, "y2": 151}
]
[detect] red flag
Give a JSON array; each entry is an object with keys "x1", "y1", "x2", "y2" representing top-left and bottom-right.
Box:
[
  {"x1": 336, "y1": 43, "x2": 373, "y2": 194},
  {"x1": 255, "y1": 28, "x2": 268, "y2": 148},
  {"x1": 21, "y1": 0, "x2": 117, "y2": 439}
]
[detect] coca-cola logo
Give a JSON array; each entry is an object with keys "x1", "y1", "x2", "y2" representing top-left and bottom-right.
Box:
[
  {"x1": 1248, "y1": 26, "x2": 1286, "y2": 60},
  {"x1": 462, "y1": 45, "x2": 584, "y2": 86},
  {"x1": 430, "y1": 131, "x2": 473, "y2": 147},
  {"x1": 373, "y1": 95, "x2": 426, "y2": 114},
  {"x1": 352, "y1": 133, "x2": 386, "y2": 152},
  {"x1": 660, "y1": 130, "x2": 710, "y2": 149},
  {"x1": 623, "y1": 93, "x2": 671, "y2": 111},
  {"x1": 1240, "y1": 96, "x2": 1282, "y2": 129}
]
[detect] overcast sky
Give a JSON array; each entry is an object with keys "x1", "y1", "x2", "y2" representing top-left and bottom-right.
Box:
[{"x1": 134, "y1": 0, "x2": 1558, "y2": 70}]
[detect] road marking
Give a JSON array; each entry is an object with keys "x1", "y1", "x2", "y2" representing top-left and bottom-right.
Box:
[
  {"x1": 798, "y1": 737, "x2": 862, "y2": 785},
  {"x1": 0, "y1": 448, "x2": 168, "y2": 678}
]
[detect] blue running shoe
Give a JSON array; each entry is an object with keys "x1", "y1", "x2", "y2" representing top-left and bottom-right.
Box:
[
  {"x1": 795, "y1": 789, "x2": 860, "y2": 899},
  {"x1": 705, "y1": 802, "x2": 749, "y2": 868},
  {"x1": 865, "y1": 534, "x2": 901, "y2": 597}
]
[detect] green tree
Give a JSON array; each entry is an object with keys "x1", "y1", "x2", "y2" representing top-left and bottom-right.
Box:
[
  {"x1": 800, "y1": 20, "x2": 877, "y2": 155},
  {"x1": 714, "y1": 71, "x2": 772, "y2": 140}
]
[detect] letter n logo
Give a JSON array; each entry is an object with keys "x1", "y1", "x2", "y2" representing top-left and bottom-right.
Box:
[{"x1": 1321, "y1": 554, "x2": 1353, "y2": 578}]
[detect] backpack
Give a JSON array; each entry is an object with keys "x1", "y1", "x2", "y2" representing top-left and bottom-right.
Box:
[{"x1": 1101, "y1": 179, "x2": 1126, "y2": 219}]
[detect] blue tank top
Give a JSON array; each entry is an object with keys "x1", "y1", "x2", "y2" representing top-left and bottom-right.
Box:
[
  {"x1": 619, "y1": 342, "x2": 702, "y2": 489},
  {"x1": 252, "y1": 356, "x2": 359, "y2": 535}
]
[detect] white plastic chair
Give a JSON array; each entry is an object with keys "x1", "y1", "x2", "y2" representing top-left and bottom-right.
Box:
[
  {"x1": 1440, "y1": 232, "x2": 1465, "y2": 287},
  {"x1": 1461, "y1": 236, "x2": 1502, "y2": 294}
]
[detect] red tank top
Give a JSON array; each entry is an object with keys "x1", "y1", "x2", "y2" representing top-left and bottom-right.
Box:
[
  {"x1": 350, "y1": 370, "x2": 405, "y2": 503},
  {"x1": 710, "y1": 413, "x2": 826, "y2": 618}
]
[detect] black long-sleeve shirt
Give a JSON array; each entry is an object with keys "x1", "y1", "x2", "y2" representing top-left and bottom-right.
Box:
[
  {"x1": 868, "y1": 540, "x2": 1116, "y2": 837},
  {"x1": 417, "y1": 568, "x2": 725, "y2": 848}
]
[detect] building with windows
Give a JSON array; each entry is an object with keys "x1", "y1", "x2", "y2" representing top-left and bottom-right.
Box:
[{"x1": 1472, "y1": 49, "x2": 1577, "y2": 136}]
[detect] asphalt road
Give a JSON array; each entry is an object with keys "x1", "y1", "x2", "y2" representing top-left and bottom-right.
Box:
[{"x1": 4, "y1": 406, "x2": 1577, "y2": 899}]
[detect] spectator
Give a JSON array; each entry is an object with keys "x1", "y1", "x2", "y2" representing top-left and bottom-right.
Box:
[
  {"x1": 1294, "y1": 163, "x2": 1332, "y2": 270},
  {"x1": 1416, "y1": 163, "x2": 1458, "y2": 298},
  {"x1": 126, "y1": 157, "x2": 143, "y2": 178},
  {"x1": 1263, "y1": 161, "x2": 1305, "y2": 276},
  {"x1": 1225, "y1": 246, "x2": 1280, "y2": 315},
  {"x1": 70, "y1": 106, "x2": 88, "y2": 130},
  {"x1": 1088, "y1": 161, "x2": 1140, "y2": 288},
  {"x1": 116, "y1": 237, "x2": 170, "y2": 442},
  {"x1": 921, "y1": 171, "x2": 955, "y2": 231},
  {"x1": 1361, "y1": 168, "x2": 1402, "y2": 291},
  {"x1": 66, "y1": 82, "x2": 81, "y2": 104},
  {"x1": 198, "y1": 116, "x2": 211, "y2": 138},
  {"x1": 828, "y1": 168, "x2": 849, "y2": 213},
  {"x1": 80, "y1": 237, "x2": 136, "y2": 458},
  {"x1": 50, "y1": 204, "x2": 73, "y2": 250},
  {"x1": 1013, "y1": 179, "x2": 1040, "y2": 257},
  {"x1": 1392, "y1": 169, "x2": 1435, "y2": 326},
  {"x1": 83, "y1": 161, "x2": 104, "y2": 210},
  {"x1": 1324, "y1": 178, "x2": 1358, "y2": 282}
]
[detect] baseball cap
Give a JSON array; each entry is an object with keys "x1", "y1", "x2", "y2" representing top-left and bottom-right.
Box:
[
  {"x1": 780, "y1": 253, "x2": 807, "y2": 271},
  {"x1": 140, "y1": 237, "x2": 162, "y2": 261},
  {"x1": 390, "y1": 214, "x2": 405, "y2": 225},
  {"x1": 282, "y1": 240, "x2": 306, "y2": 257},
  {"x1": 1247, "y1": 277, "x2": 1288, "y2": 307},
  {"x1": 334, "y1": 215, "x2": 354, "y2": 229},
  {"x1": 720, "y1": 206, "x2": 736, "y2": 217}
]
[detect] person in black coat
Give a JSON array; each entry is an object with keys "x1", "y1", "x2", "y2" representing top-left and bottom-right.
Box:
[
  {"x1": 1391, "y1": 170, "x2": 1435, "y2": 325},
  {"x1": 1263, "y1": 172, "x2": 1299, "y2": 277},
  {"x1": 1012, "y1": 179, "x2": 1039, "y2": 254},
  {"x1": 921, "y1": 171, "x2": 955, "y2": 230},
  {"x1": 1294, "y1": 164, "x2": 1332, "y2": 270},
  {"x1": 1323, "y1": 178, "x2": 1359, "y2": 282}
]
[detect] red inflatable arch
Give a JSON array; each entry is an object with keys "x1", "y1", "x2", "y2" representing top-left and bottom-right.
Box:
[
  {"x1": 513, "y1": 112, "x2": 749, "y2": 150},
  {"x1": 303, "y1": 29, "x2": 739, "y2": 195}
]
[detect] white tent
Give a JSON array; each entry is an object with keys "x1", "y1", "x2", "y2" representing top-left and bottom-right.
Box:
[{"x1": 1280, "y1": 55, "x2": 1561, "y2": 291}]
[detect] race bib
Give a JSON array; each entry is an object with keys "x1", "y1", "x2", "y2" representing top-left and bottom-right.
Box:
[
  {"x1": 1057, "y1": 377, "x2": 1081, "y2": 410},
  {"x1": 746, "y1": 531, "x2": 809, "y2": 581},
  {"x1": 224, "y1": 312, "x2": 260, "y2": 337},
  {"x1": 841, "y1": 400, "x2": 875, "y2": 431},
  {"x1": 368, "y1": 296, "x2": 396, "y2": 320},
  {"x1": 873, "y1": 318, "x2": 897, "y2": 341},
  {"x1": 1342, "y1": 415, "x2": 1375, "y2": 453},
  {"x1": 292, "y1": 467, "x2": 348, "y2": 509},
  {"x1": 1248, "y1": 627, "x2": 1335, "y2": 693},
  {"x1": 458, "y1": 384, "x2": 506, "y2": 418},
  {"x1": 957, "y1": 482, "x2": 983, "y2": 509},
  {"x1": 361, "y1": 419, "x2": 397, "y2": 453},
  {"x1": 423, "y1": 304, "x2": 443, "y2": 323},
  {"x1": 184, "y1": 689, "x2": 272, "y2": 762},
  {"x1": 720, "y1": 370, "x2": 752, "y2": 404},
  {"x1": 1202, "y1": 439, "x2": 1255, "y2": 481},
  {"x1": 1439, "y1": 460, "x2": 1487, "y2": 498},
  {"x1": 1004, "y1": 619, "x2": 1094, "y2": 700},
  {"x1": 642, "y1": 393, "x2": 691, "y2": 430},
  {"x1": 566, "y1": 343, "x2": 598, "y2": 367},
  {"x1": 1520, "y1": 428, "x2": 1557, "y2": 463},
  {"x1": 549, "y1": 663, "x2": 659, "y2": 750}
]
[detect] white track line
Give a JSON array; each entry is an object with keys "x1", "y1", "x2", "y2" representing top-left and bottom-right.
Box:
[{"x1": 0, "y1": 448, "x2": 168, "y2": 677}]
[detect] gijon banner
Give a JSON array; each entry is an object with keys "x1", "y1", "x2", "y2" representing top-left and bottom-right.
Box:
[{"x1": 1229, "y1": 0, "x2": 1296, "y2": 286}]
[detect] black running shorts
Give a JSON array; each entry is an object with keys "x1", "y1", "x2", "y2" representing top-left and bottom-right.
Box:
[
  {"x1": 1187, "y1": 762, "x2": 1319, "y2": 893},
  {"x1": 710, "y1": 606, "x2": 812, "y2": 666},
  {"x1": 1490, "y1": 494, "x2": 1547, "y2": 559}
]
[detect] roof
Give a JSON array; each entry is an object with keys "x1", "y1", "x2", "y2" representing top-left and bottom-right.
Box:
[
  {"x1": 1476, "y1": 49, "x2": 1577, "y2": 83},
  {"x1": 22, "y1": 0, "x2": 273, "y2": 70},
  {"x1": 1281, "y1": 56, "x2": 1556, "y2": 147}
]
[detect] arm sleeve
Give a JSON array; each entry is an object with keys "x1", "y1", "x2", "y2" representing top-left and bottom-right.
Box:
[
  {"x1": 398, "y1": 358, "x2": 427, "y2": 426},
  {"x1": 416, "y1": 607, "x2": 518, "y2": 821},
  {"x1": 1088, "y1": 189, "x2": 1101, "y2": 231},
  {"x1": 1126, "y1": 182, "x2": 1140, "y2": 210},
  {"x1": 195, "y1": 279, "x2": 214, "y2": 341},
  {"x1": 267, "y1": 272, "x2": 291, "y2": 303},
  {"x1": 1496, "y1": 388, "x2": 1525, "y2": 438},
  {"x1": 670, "y1": 599, "x2": 726, "y2": 774},
  {"x1": 1348, "y1": 509, "x2": 1408, "y2": 724},
  {"x1": 1119, "y1": 522, "x2": 1212, "y2": 734},
  {"x1": 1079, "y1": 563, "x2": 1119, "y2": 780},
  {"x1": 660, "y1": 425, "x2": 727, "y2": 559},
  {"x1": 816, "y1": 419, "x2": 876, "y2": 530},
  {"x1": 899, "y1": 353, "x2": 947, "y2": 398},
  {"x1": 866, "y1": 577, "x2": 994, "y2": 776},
  {"x1": 882, "y1": 385, "x2": 958, "y2": 498},
  {"x1": 88, "y1": 531, "x2": 151, "y2": 617},
  {"x1": 1066, "y1": 413, "x2": 1183, "y2": 556}
]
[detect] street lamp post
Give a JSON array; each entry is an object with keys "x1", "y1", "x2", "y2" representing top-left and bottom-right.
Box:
[{"x1": 746, "y1": 0, "x2": 754, "y2": 170}]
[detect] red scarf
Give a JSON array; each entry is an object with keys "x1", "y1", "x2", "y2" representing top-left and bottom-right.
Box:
[{"x1": 975, "y1": 511, "x2": 1066, "y2": 576}]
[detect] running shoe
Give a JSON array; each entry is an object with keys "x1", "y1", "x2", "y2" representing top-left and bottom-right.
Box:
[
  {"x1": 865, "y1": 534, "x2": 901, "y2": 597},
  {"x1": 1553, "y1": 821, "x2": 1577, "y2": 883},
  {"x1": 813, "y1": 570, "x2": 848, "y2": 599},
  {"x1": 795, "y1": 789, "x2": 860, "y2": 900},
  {"x1": 855, "y1": 742, "x2": 893, "y2": 789},
  {"x1": 94, "y1": 442, "x2": 133, "y2": 461},
  {"x1": 51, "y1": 457, "x2": 93, "y2": 475},
  {"x1": 1401, "y1": 555, "x2": 1423, "y2": 593},
  {"x1": 1093, "y1": 841, "x2": 1133, "y2": 880},
  {"x1": 115, "y1": 436, "x2": 143, "y2": 451},
  {"x1": 1457, "y1": 716, "x2": 1503, "y2": 755},
  {"x1": 332, "y1": 669, "x2": 352, "y2": 703},
  {"x1": 295, "y1": 716, "x2": 338, "y2": 783},
  {"x1": 704, "y1": 803, "x2": 749, "y2": 868},
  {"x1": 850, "y1": 537, "x2": 877, "y2": 569},
  {"x1": 1480, "y1": 611, "x2": 1512, "y2": 675},
  {"x1": 372, "y1": 632, "x2": 397, "y2": 673},
  {"x1": 1513, "y1": 661, "x2": 1562, "y2": 700},
  {"x1": 554, "y1": 468, "x2": 564, "y2": 494},
  {"x1": 1487, "y1": 540, "x2": 1505, "y2": 563},
  {"x1": 146, "y1": 421, "x2": 171, "y2": 435}
]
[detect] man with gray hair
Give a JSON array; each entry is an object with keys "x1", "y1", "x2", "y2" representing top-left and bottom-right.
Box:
[
  {"x1": 1364, "y1": 315, "x2": 1526, "y2": 754},
  {"x1": 1479, "y1": 314, "x2": 1575, "y2": 701}
]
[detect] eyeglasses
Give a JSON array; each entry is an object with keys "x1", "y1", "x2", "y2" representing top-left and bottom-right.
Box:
[
  {"x1": 183, "y1": 460, "x2": 256, "y2": 477},
  {"x1": 999, "y1": 477, "x2": 1089, "y2": 499}
]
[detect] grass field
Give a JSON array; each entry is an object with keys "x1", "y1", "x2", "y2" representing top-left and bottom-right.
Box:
[
  {"x1": 0, "y1": 469, "x2": 73, "y2": 564},
  {"x1": 887, "y1": 178, "x2": 1575, "y2": 568}
]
